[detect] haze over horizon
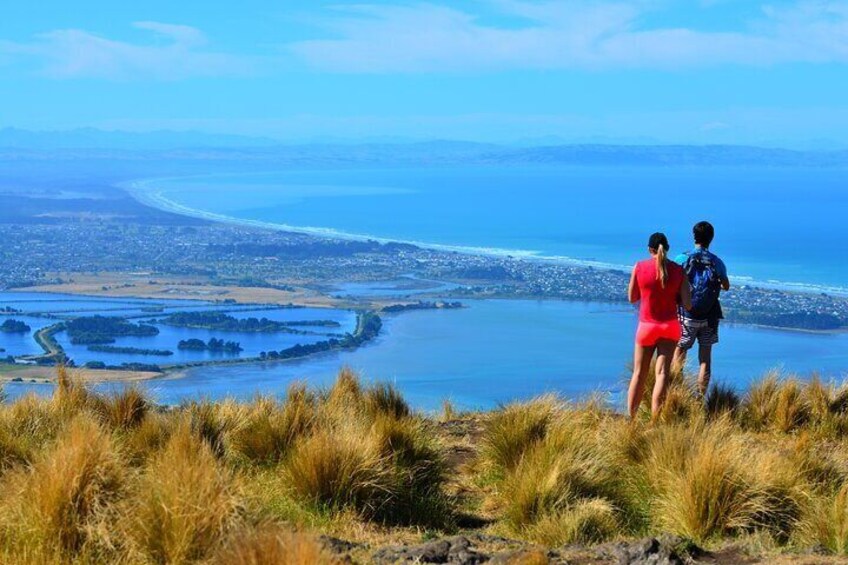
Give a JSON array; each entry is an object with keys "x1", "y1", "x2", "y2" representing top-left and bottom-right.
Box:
[{"x1": 3, "y1": 1, "x2": 848, "y2": 148}]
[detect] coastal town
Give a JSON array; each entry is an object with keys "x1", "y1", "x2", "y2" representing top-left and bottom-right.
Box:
[{"x1": 1, "y1": 208, "x2": 846, "y2": 333}]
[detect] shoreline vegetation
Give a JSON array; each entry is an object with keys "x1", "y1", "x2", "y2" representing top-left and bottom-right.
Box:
[
  {"x1": 1, "y1": 366, "x2": 848, "y2": 563},
  {"x1": 159, "y1": 310, "x2": 343, "y2": 334},
  {"x1": 21, "y1": 310, "x2": 383, "y2": 375}
]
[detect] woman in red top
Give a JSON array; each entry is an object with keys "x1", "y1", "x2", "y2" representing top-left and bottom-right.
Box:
[{"x1": 627, "y1": 232, "x2": 691, "y2": 420}]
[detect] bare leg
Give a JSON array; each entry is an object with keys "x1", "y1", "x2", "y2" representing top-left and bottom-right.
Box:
[
  {"x1": 628, "y1": 344, "x2": 655, "y2": 420},
  {"x1": 653, "y1": 340, "x2": 676, "y2": 420},
  {"x1": 672, "y1": 347, "x2": 687, "y2": 377},
  {"x1": 697, "y1": 344, "x2": 713, "y2": 396}
]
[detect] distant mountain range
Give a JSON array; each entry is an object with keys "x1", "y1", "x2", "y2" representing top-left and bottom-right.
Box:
[
  {"x1": 0, "y1": 127, "x2": 282, "y2": 150},
  {"x1": 0, "y1": 128, "x2": 847, "y2": 168}
]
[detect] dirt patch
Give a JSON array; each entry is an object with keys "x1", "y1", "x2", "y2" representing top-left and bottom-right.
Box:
[{"x1": 0, "y1": 364, "x2": 159, "y2": 384}]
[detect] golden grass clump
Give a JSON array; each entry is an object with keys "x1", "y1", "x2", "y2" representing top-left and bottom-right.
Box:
[
  {"x1": 0, "y1": 414, "x2": 35, "y2": 472},
  {"x1": 95, "y1": 385, "x2": 150, "y2": 430},
  {"x1": 704, "y1": 382, "x2": 741, "y2": 420},
  {"x1": 124, "y1": 424, "x2": 242, "y2": 563},
  {"x1": 325, "y1": 366, "x2": 363, "y2": 410},
  {"x1": 369, "y1": 413, "x2": 451, "y2": 526},
  {"x1": 498, "y1": 415, "x2": 624, "y2": 539},
  {"x1": 741, "y1": 372, "x2": 811, "y2": 433},
  {"x1": 0, "y1": 416, "x2": 124, "y2": 559},
  {"x1": 227, "y1": 392, "x2": 314, "y2": 466},
  {"x1": 282, "y1": 371, "x2": 450, "y2": 527},
  {"x1": 364, "y1": 382, "x2": 411, "y2": 420},
  {"x1": 525, "y1": 498, "x2": 619, "y2": 546},
  {"x1": 51, "y1": 365, "x2": 102, "y2": 417},
  {"x1": 214, "y1": 526, "x2": 340, "y2": 565},
  {"x1": 481, "y1": 394, "x2": 561, "y2": 474},
  {"x1": 119, "y1": 411, "x2": 174, "y2": 465},
  {"x1": 656, "y1": 377, "x2": 702, "y2": 425},
  {"x1": 184, "y1": 399, "x2": 241, "y2": 458},
  {"x1": 651, "y1": 432, "x2": 757, "y2": 541},
  {"x1": 800, "y1": 481, "x2": 848, "y2": 554},
  {"x1": 283, "y1": 425, "x2": 393, "y2": 517}
]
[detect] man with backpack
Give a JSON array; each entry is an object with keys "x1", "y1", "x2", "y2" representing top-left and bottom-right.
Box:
[{"x1": 673, "y1": 221, "x2": 730, "y2": 396}]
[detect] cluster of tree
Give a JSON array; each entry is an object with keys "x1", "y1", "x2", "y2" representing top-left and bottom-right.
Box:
[
  {"x1": 382, "y1": 301, "x2": 463, "y2": 313},
  {"x1": 730, "y1": 311, "x2": 843, "y2": 331},
  {"x1": 86, "y1": 345, "x2": 174, "y2": 356},
  {"x1": 0, "y1": 306, "x2": 21, "y2": 313},
  {"x1": 259, "y1": 312, "x2": 382, "y2": 362},
  {"x1": 0, "y1": 319, "x2": 31, "y2": 333},
  {"x1": 163, "y1": 311, "x2": 337, "y2": 333},
  {"x1": 83, "y1": 361, "x2": 162, "y2": 372},
  {"x1": 65, "y1": 316, "x2": 159, "y2": 345},
  {"x1": 178, "y1": 338, "x2": 243, "y2": 353}
]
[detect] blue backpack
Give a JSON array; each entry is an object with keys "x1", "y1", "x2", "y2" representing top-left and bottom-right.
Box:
[{"x1": 683, "y1": 250, "x2": 721, "y2": 319}]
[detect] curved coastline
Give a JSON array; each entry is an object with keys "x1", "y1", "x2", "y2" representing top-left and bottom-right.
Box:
[{"x1": 122, "y1": 175, "x2": 848, "y2": 297}]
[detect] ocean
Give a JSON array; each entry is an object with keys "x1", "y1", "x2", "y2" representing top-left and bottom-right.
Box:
[{"x1": 134, "y1": 165, "x2": 848, "y2": 294}]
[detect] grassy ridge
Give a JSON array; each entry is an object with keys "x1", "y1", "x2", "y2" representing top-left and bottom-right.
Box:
[
  {"x1": 0, "y1": 367, "x2": 847, "y2": 562},
  {"x1": 477, "y1": 371, "x2": 848, "y2": 553}
]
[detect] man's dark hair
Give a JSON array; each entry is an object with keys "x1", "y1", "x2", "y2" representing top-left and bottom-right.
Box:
[{"x1": 693, "y1": 221, "x2": 715, "y2": 247}]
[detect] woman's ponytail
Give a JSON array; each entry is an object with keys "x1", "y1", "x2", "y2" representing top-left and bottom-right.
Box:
[
  {"x1": 647, "y1": 232, "x2": 670, "y2": 288},
  {"x1": 656, "y1": 244, "x2": 668, "y2": 288}
]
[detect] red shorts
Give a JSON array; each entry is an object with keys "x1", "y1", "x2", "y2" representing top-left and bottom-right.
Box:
[{"x1": 636, "y1": 320, "x2": 682, "y2": 347}]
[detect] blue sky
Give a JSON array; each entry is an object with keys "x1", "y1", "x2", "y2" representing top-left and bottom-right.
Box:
[{"x1": 2, "y1": 0, "x2": 848, "y2": 146}]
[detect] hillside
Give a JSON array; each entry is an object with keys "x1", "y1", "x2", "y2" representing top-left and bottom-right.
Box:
[{"x1": 0, "y1": 367, "x2": 847, "y2": 563}]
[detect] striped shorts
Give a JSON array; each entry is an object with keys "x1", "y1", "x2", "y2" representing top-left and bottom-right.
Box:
[{"x1": 678, "y1": 317, "x2": 719, "y2": 350}]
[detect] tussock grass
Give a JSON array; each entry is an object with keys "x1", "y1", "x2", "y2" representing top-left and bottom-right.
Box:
[
  {"x1": 525, "y1": 498, "x2": 619, "y2": 546},
  {"x1": 1, "y1": 367, "x2": 848, "y2": 561},
  {"x1": 0, "y1": 416, "x2": 124, "y2": 559},
  {"x1": 481, "y1": 394, "x2": 561, "y2": 474},
  {"x1": 284, "y1": 425, "x2": 392, "y2": 516},
  {"x1": 705, "y1": 382, "x2": 741, "y2": 419},
  {"x1": 95, "y1": 385, "x2": 149, "y2": 430},
  {"x1": 800, "y1": 482, "x2": 848, "y2": 554},
  {"x1": 483, "y1": 371, "x2": 848, "y2": 551},
  {"x1": 214, "y1": 525, "x2": 340, "y2": 565},
  {"x1": 124, "y1": 424, "x2": 242, "y2": 563},
  {"x1": 227, "y1": 393, "x2": 314, "y2": 466},
  {"x1": 282, "y1": 372, "x2": 450, "y2": 527},
  {"x1": 364, "y1": 382, "x2": 410, "y2": 419}
]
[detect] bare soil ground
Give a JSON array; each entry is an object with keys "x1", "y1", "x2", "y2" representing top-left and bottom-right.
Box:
[{"x1": 0, "y1": 364, "x2": 159, "y2": 384}]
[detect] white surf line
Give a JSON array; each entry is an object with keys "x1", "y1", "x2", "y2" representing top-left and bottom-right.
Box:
[{"x1": 122, "y1": 177, "x2": 848, "y2": 297}]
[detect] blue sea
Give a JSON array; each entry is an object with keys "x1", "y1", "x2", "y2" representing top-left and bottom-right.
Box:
[{"x1": 135, "y1": 166, "x2": 848, "y2": 294}]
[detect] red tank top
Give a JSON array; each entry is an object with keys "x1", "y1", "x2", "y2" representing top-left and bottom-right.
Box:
[{"x1": 635, "y1": 258, "x2": 684, "y2": 323}]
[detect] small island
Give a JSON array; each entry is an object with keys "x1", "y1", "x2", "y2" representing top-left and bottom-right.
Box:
[
  {"x1": 162, "y1": 311, "x2": 341, "y2": 333},
  {"x1": 178, "y1": 338, "x2": 243, "y2": 353},
  {"x1": 382, "y1": 300, "x2": 463, "y2": 313},
  {"x1": 83, "y1": 361, "x2": 162, "y2": 372},
  {"x1": 86, "y1": 345, "x2": 174, "y2": 356},
  {"x1": 259, "y1": 311, "x2": 382, "y2": 361},
  {"x1": 0, "y1": 319, "x2": 32, "y2": 333},
  {"x1": 65, "y1": 316, "x2": 160, "y2": 345}
]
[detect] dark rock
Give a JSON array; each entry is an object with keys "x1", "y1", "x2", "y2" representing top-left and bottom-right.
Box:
[
  {"x1": 804, "y1": 543, "x2": 831, "y2": 556},
  {"x1": 371, "y1": 536, "x2": 489, "y2": 564},
  {"x1": 488, "y1": 548, "x2": 553, "y2": 564},
  {"x1": 318, "y1": 535, "x2": 364, "y2": 555},
  {"x1": 597, "y1": 535, "x2": 697, "y2": 565}
]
